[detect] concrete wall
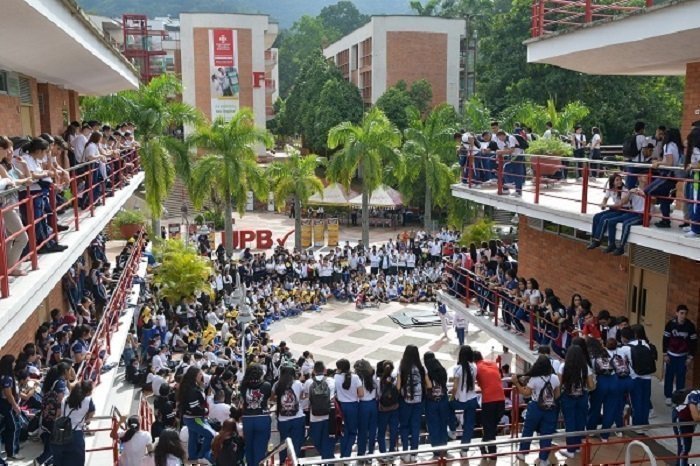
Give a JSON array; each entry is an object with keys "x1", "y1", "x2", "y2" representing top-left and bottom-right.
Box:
[{"x1": 682, "y1": 62, "x2": 700, "y2": 136}]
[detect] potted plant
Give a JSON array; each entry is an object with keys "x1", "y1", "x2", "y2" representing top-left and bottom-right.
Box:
[{"x1": 112, "y1": 208, "x2": 147, "y2": 239}]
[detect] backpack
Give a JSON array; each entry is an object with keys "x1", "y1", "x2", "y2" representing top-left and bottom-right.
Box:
[
  {"x1": 567, "y1": 380, "x2": 583, "y2": 398},
  {"x1": 594, "y1": 357, "x2": 613, "y2": 376},
  {"x1": 611, "y1": 353, "x2": 630, "y2": 378},
  {"x1": 278, "y1": 388, "x2": 299, "y2": 417},
  {"x1": 672, "y1": 388, "x2": 692, "y2": 406},
  {"x1": 514, "y1": 134, "x2": 529, "y2": 151},
  {"x1": 51, "y1": 406, "x2": 80, "y2": 446},
  {"x1": 537, "y1": 377, "x2": 556, "y2": 410},
  {"x1": 622, "y1": 134, "x2": 640, "y2": 160},
  {"x1": 378, "y1": 381, "x2": 400, "y2": 412},
  {"x1": 630, "y1": 342, "x2": 656, "y2": 376},
  {"x1": 309, "y1": 379, "x2": 331, "y2": 417},
  {"x1": 41, "y1": 381, "x2": 61, "y2": 427},
  {"x1": 438, "y1": 303, "x2": 447, "y2": 315},
  {"x1": 428, "y1": 381, "x2": 444, "y2": 402}
]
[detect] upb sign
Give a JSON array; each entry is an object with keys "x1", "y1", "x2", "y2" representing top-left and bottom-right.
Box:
[{"x1": 221, "y1": 230, "x2": 274, "y2": 249}]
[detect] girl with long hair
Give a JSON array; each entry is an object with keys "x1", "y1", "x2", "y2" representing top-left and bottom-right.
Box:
[
  {"x1": 354, "y1": 359, "x2": 377, "y2": 457},
  {"x1": 646, "y1": 127, "x2": 684, "y2": 228},
  {"x1": 211, "y1": 419, "x2": 244, "y2": 466},
  {"x1": 153, "y1": 428, "x2": 186, "y2": 466},
  {"x1": 512, "y1": 355, "x2": 560, "y2": 466},
  {"x1": 559, "y1": 345, "x2": 595, "y2": 457},
  {"x1": 586, "y1": 337, "x2": 617, "y2": 438},
  {"x1": 239, "y1": 363, "x2": 272, "y2": 466},
  {"x1": 119, "y1": 415, "x2": 153, "y2": 466},
  {"x1": 0, "y1": 355, "x2": 21, "y2": 462},
  {"x1": 423, "y1": 352, "x2": 449, "y2": 450},
  {"x1": 270, "y1": 365, "x2": 304, "y2": 463},
  {"x1": 175, "y1": 366, "x2": 215, "y2": 464},
  {"x1": 587, "y1": 173, "x2": 627, "y2": 249},
  {"x1": 606, "y1": 337, "x2": 633, "y2": 431},
  {"x1": 376, "y1": 360, "x2": 399, "y2": 455},
  {"x1": 35, "y1": 362, "x2": 72, "y2": 465},
  {"x1": 0, "y1": 136, "x2": 30, "y2": 274},
  {"x1": 450, "y1": 345, "x2": 479, "y2": 451},
  {"x1": 52, "y1": 381, "x2": 95, "y2": 466},
  {"x1": 396, "y1": 345, "x2": 430, "y2": 461},
  {"x1": 628, "y1": 324, "x2": 654, "y2": 426},
  {"x1": 334, "y1": 358, "x2": 364, "y2": 458}
]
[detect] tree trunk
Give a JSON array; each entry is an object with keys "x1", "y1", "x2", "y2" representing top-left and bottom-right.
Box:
[
  {"x1": 151, "y1": 217, "x2": 160, "y2": 242},
  {"x1": 362, "y1": 185, "x2": 370, "y2": 246},
  {"x1": 294, "y1": 197, "x2": 302, "y2": 250},
  {"x1": 224, "y1": 195, "x2": 234, "y2": 258},
  {"x1": 424, "y1": 180, "x2": 432, "y2": 231}
]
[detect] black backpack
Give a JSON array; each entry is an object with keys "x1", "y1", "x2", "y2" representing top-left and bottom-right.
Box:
[
  {"x1": 378, "y1": 381, "x2": 400, "y2": 412},
  {"x1": 630, "y1": 342, "x2": 657, "y2": 376},
  {"x1": 308, "y1": 379, "x2": 331, "y2": 416},
  {"x1": 514, "y1": 134, "x2": 529, "y2": 151},
  {"x1": 41, "y1": 381, "x2": 61, "y2": 428},
  {"x1": 537, "y1": 377, "x2": 557, "y2": 410},
  {"x1": 51, "y1": 406, "x2": 82, "y2": 446},
  {"x1": 622, "y1": 134, "x2": 640, "y2": 160},
  {"x1": 611, "y1": 353, "x2": 630, "y2": 378},
  {"x1": 277, "y1": 388, "x2": 299, "y2": 417}
]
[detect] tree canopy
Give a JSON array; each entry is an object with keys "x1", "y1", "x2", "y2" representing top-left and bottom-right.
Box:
[{"x1": 375, "y1": 80, "x2": 435, "y2": 131}]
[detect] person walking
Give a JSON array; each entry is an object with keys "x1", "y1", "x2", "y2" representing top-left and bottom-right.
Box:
[
  {"x1": 454, "y1": 312, "x2": 467, "y2": 346},
  {"x1": 663, "y1": 304, "x2": 697, "y2": 405}
]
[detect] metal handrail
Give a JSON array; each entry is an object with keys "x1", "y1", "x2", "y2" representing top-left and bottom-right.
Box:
[
  {"x1": 259, "y1": 437, "x2": 298, "y2": 466},
  {"x1": 625, "y1": 440, "x2": 658, "y2": 466},
  {"x1": 295, "y1": 421, "x2": 694, "y2": 465}
]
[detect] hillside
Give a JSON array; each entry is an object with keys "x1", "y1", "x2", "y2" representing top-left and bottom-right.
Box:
[{"x1": 77, "y1": 0, "x2": 413, "y2": 28}]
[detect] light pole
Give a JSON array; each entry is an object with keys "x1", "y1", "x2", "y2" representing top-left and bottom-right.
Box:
[
  {"x1": 231, "y1": 271, "x2": 254, "y2": 372},
  {"x1": 462, "y1": 14, "x2": 482, "y2": 111}
]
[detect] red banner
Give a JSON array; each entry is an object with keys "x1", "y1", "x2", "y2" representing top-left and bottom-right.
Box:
[{"x1": 212, "y1": 29, "x2": 235, "y2": 67}]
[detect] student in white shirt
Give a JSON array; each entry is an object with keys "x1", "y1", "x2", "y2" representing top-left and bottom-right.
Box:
[
  {"x1": 270, "y1": 366, "x2": 305, "y2": 463},
  {"x1": 119, "y1": 415, "x2": 153, "y2": 466},
  {"x1": 626, "y1": 324, "x2": 655, "y2": 427},
  {"x1": 334, "y1": 359, "x2": 364, "y2": 458},
  {"x1": 450, "y1": 346, "x2": 479, "y2": 447},
  {"x1": 302, "y1": 361, "x2": 336, "y2": 459},
  {"x1": 71, "y1": 125, "x2": 90, "y2": 164},
  {"x1": 54, "y1": 381, "x2": 96, "y2": 466},
  {"x1": 590, "y1": 127, "x2": 602, "y2": 178},
  {"x1": 209, "y1": 390, "x2": 232, "y2": 424},
  {"x1": 355, "y1": 359, "x2": 378, "y2": 456}
]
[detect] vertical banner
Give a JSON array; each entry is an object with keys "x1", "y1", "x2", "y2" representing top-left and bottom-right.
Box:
[
  {"x1": 209, "y1": 29, "x2": 240, "y2": 122},
  {"x1": 168, "y1": 223, "x2": 181, "y2": 239},
  {"x1": 301, "y1": 219, "x2": 313, "y2": 248},
  {"x1": 313, "y1": 219, "x2": 325, "y2": 247},
  {"x1": 327, "y1": 218, "x2": 339, "y2": 247}
]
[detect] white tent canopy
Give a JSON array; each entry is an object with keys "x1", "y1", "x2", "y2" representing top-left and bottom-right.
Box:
[
  {"x1": 348, "y1": 185, "x2": 404, "y2": 209},
  {"x1": 307, "y1": 182, "x2": 359, "y2": 206}
]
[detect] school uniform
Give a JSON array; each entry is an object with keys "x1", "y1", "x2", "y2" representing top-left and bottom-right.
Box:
[
  {"x1": 304, "y1": 376, "x2": 336, "y2": 459},
  {"x1": 450, "y1": 363, "x2": 479, "y2": 446},
  {"x1": 357, "y1": 382, "x2": 378, "y2": 456},
  {"x1": 628, "y1": 339, "x2": 653, "y2": 426},
  {"x1": 672, "y1": 389, "x2": 700, "y2": 466},
  {"x1": 518, "y1": 375, "x2": 560, "y2": 462},
  {"x1": 273, "y1": 380, "x2": 305, "y2": 463},
  {"x1": 397, "y1": 366, "x2": 424, "y2": 452},
  {"x1": 52, "y1": 397, "x2": 96, "y2": 466},
  {"x1": 558, "y1": 363, "x2": 589, "y2": 452},
  {"x1": 334, "y1": 373, "x2": 362, "y2": 458}
]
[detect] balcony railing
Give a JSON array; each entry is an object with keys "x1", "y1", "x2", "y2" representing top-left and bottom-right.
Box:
[
  {"x1": 0, "y1": 150, "x2": 140, "y2": 298},
  {"x1": 458, "y1": 152, "x2": 699, "y2": 232},
  {"x1": 531, "y1": 0, "x2": 654, "y2": 38}
]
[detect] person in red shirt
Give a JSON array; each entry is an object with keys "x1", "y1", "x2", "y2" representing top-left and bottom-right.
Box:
[
  {"x1": 475, "y1": 357, "x2": 506, "y2": 459},
  {"x1": 581, "y1": 310, "x2": 602, "y2": 340}
]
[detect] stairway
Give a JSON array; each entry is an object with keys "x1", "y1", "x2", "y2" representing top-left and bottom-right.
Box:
[
  {"x1": 492, "y1": 208, "x2": 515, "y2": 225},
  {"x1": 162, "y1": 177, "x2": 201, "y2": 220}
]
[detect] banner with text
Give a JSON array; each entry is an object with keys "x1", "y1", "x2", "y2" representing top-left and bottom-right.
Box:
[{"x1": 209, "y1": 29, "x2": 240, "y2": 122}]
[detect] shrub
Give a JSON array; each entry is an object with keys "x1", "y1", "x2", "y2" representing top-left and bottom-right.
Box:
[
  {"x1": 112, "y1": 209, "x2": 147, "y2": 228},
  {"x1": 525, "y1": 137, "x2": 573, "y2": 157}
]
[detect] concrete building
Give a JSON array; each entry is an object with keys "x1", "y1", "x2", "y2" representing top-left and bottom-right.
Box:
[
  {"x1": 179, "y1": 13, "x2": 279, "y2": 130},
  {"x1": 323, "y1": 16, "x2": 466, "y2": 109}
]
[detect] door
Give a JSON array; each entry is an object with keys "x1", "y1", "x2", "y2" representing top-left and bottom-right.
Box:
[
  {"x1": 20, "y1": 105, "x2": 34, "y2": 135},
  {"x1": 629, "y1": 266, "x2": 668, "y2": 379}
]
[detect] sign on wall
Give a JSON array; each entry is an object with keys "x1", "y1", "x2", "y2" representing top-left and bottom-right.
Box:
[{"x1": 209, "y1": 29, "x2": 240, "y2": 122}]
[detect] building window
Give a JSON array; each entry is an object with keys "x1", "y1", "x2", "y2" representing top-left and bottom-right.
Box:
[
  {"x1": 351, "y1": 45, "x2": 358, "y2": 71},
  {"x1": 361, "y1": 38, "x2": 372, "y2": 68},
  {"x1": 543, "y1": 220, "x2": 590, "y2": 243},
  {"x1": 0, "y1": 71, "x2": 7, "y2": 94}
]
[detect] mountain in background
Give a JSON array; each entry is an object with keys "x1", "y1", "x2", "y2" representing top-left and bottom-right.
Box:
[{"x1": 77, "y1": 0, "x2": 413, "y2": 28}]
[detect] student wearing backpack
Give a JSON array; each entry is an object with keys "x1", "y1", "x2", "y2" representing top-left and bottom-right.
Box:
[
  {"x1": 423, "y1": 352, "x2": 449, "y2": 451},
  {"x1": 375, "y1": 361, "x2": 400, "y2": 455},
  {"x1": 627, "y1": 325, "x2": 656, "y2": 426},
  {"x1": 512, "y1": 355, "x2": 561, "y2": 466},
  {"x1": 354, "y1": 359, "x2": 378, "y2": 457},
  {"x1": 559, "y1": 345, "x2": 595, "y2": 457},
  {"x1": 52, "y1": 381, "x2": 95, "y2": 466},
  {"x1": 449, "y1": 345, "x2": 479, "y2": 452},
  {"x1": 0, "y1": 355, "x2": 22, "y2": 463},
  {"x1": 176, "y1": 367, "x2": 215, "y2": 464},
  {"x1": 606, "y1": 337, "x2": 633, "y2": 431},
  {"x1": 334, "y1": 358, "x2": 364, "y2": 458},
  {"x1": 302, "y1": 361, "x2": 336, "y2": 460},
  {"x1": 672, "y1": 389, "x2": 700, "y2": 466},
  {"x1": 35, "y1": 362, "x2": 72, "y2": 465},
  {"x1": 270, "y1": 365, "x2": 305, "y2": 463},
  {"x1": 622, "y1": 122, "x2": 649, "y2": 189},
  {"x1": 396, "y1": 345, "x2": 431, "y2": 462},
  {"x1": 662, "y1": 305, "x2": 697, "y2": 406},
  {"x1": 239, "y1": 363, "x2": 272, "y2": 466},
  {"x1": 586, "y1": 337, "x2": 618, "y2": 438}
]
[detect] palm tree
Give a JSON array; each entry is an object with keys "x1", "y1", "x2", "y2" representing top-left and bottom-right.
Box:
[
  {"x1": 82, "y1": 74, "x2": 201, "y2": 234},
  {"x1": 266, "y1": 146, "x2": 325, "y2": 250},
  {"x1": 401, "y1": 105, "x2": 459, "y2": 230},
  {"x1": 327, "y1": 107, "x2": 401, "y2": 245},
  {"x1": 188, "y1": 109, "x2": 272, "y2": 256}
]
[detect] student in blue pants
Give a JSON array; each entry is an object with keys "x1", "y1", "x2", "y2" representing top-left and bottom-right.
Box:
[
  {"x1": 606, "y1": 338, "x2": 634, "y2": 431},
  {"x1": 303, "y1": 361, "x2": 336, "y2": 460},
  {"x1": 334, "y1": 359, "x2": 364, "y2": 458},
  {"x1": 449, "y1": 345, "x2": 479, "y2": 450},
  {"x1": 354, "y1": 359, "x2": 378, "y2": 457},
  {"x1": 239, "y1": 364, "x2": 272, "y2": 466},
  {"x1": 512, "y1": 355, "x2": 561, "y2": 466},
  {"x1": 559, "y1": 345, "x2": 595, "y2": 457},
  {"x1": 587, "y1": 338, "x2": 618, "y2": 439},
  {"x1": 396, "y1": 345, "x2": 431, "y2": 462},
  {"x1": 271, "y1": 366, "x2": 305, "y2": 464},
  {"x1": 376, "y1": 361, "x2": 400, "y2": 454},
  {"x1": 423, "y1": 352, "x2": 450, "y2": 449}
]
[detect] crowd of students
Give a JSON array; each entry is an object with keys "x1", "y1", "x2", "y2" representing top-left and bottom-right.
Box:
[{"x1": 0, "y1": 120, "x2": 139, "y2": 279}]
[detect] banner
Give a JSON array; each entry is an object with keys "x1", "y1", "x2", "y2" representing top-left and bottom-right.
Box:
[
  {"x1": 313, "y1": 219, "x2": 325, "y2": 247},
  {"x1": 209, "y1": 29, "x2": 240, "y2": 122},
  {"x1": 168, "y1": 223, "x2": 181, "y2": 239},
  {"x1": 327, "y1": 218, "x2": 339, "y2": 247},
  {"x1": 301, "y1": 219, "x2": 312, "y2": 248}
]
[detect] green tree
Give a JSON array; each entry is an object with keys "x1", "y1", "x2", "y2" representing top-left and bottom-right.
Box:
[
  {"x1": 462, "y1": 96, "x2": 493, "y2": 134},
  {"x1": 267, "y1": 146, "x2": 325, "y2": 250},
  {"x1": 153, "y1": 239, "x2": 212, "y2": 303},
  {"x1": 82, "y1": 74, "x2": 202, "y2": 233},
  {"x1": 327, "y1": 108, "x2": 402, "y2": 245},
  {"x1": 401, "y1": 105, "x2": 459, "y2": 229},
  {"x1": 375, "y1": 80, "x2": 436, "y2": 131},
  {"x1": 409, "y1": 79, "x2": 434, "y2": 115},
  {"x1": 318, "y1": 1, "x2": 370, "y2": 36},
  {"x1": 188, "y1": 109, "x2": 272, "y2": 256}
]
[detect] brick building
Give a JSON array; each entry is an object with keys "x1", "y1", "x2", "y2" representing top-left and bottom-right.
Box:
[
  {"x1": 179, "y1": 13, "x2": 279, "y2": 132},
  {"x1": 323, "y1": 16, "x2": 466, "y2": 109}
]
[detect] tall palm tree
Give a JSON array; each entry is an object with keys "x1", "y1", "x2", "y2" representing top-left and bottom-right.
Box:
[
  {"x1": 401, "y1": 105, "x2": 459, "y2": 230},
  {"x1": 327, "y1": 107, "x2": 401, "y2": 245},
  {"x1": 82, "y1": 74, "x2": 201, "y2": 233},
  {"x1": 188, "y1": 109, "x2": 272, "y2": 256},
  {"x1": 266, "y1": 146, "x2": 325, "y2": 250}
]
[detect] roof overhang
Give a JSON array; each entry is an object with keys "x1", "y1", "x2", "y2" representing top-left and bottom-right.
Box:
[
  {"x1": 526, "y1": 0, "x2": 700, "y2": 75},
  {"x1": 0, "y1": 0, "x2": 139, "y2": 95}
]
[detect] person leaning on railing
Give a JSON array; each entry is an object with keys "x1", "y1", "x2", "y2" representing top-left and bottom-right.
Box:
[
  {"x1": 683, "y1": 125, "x2": 700, "y2": 238},
  {"x1": 0, "y1": 136, "x2": 30, "y2": 275},
  {"x1": 644, "y1": 128, "x2": 684, "y2": 229}
]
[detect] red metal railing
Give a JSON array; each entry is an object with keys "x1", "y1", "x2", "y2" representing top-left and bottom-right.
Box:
[
  {"x1": 85, "y1": 408, "x2": 123, "y2": 466},
  {"x1": 0, "y1": 150, "x2": 140, "y2": 298},
  {"x1": 139, "y1": 392, "x2": 154, "y2": 432},
  {"x1": 461, "y1": 152, "x2": 700, "y2": 231},
  {"x1": 76, "y1": 228, "x2": 145, "y2": 384},
  {"x1": 531, "y1": 0, "x2": 654, "y2": 38}
]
